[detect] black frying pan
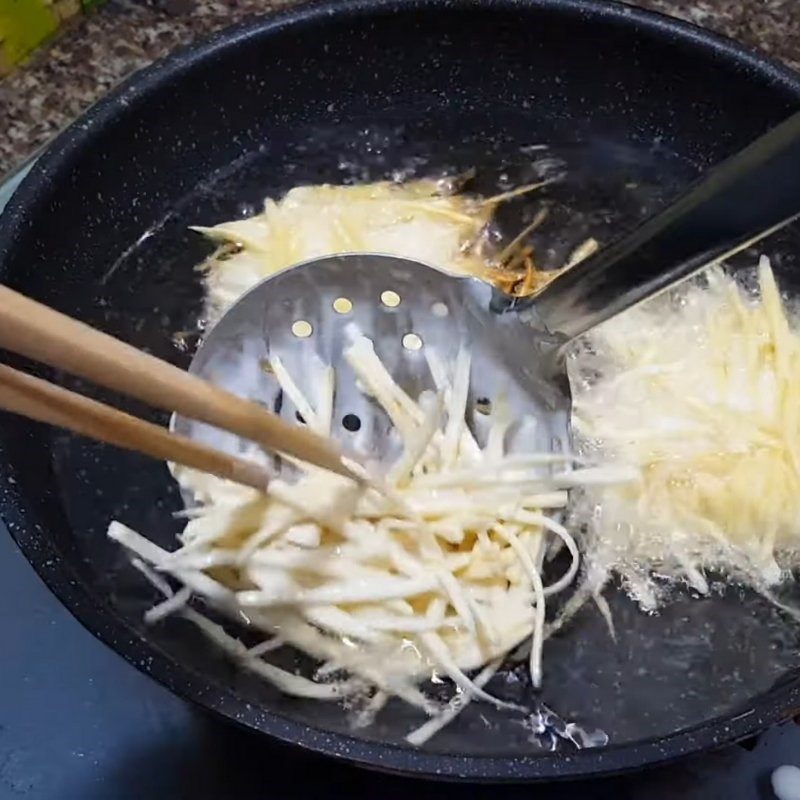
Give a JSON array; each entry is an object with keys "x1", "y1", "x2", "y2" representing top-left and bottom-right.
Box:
[{"x1": 1, "y1": 0, "x2": 800, "y2": 781}]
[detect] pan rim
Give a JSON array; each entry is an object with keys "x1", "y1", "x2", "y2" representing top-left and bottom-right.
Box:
[{"x1": 1, "y1": 0, "x2": 800, "y2": 781}]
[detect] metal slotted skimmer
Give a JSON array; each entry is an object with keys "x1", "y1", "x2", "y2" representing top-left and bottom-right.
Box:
[{"x1": 174, "y1": 253, "x2": 568, "y2": 472}]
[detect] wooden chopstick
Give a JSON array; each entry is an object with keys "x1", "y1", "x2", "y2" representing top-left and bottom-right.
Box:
[
  {"x1": 0, "y1": 364, "x2": 270, "y2": 492},
  {"x1": 0, "y1": 285, "x2": 359, "y2": 482}
]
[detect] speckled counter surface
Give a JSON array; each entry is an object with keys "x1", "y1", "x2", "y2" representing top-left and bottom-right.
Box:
[{"x1": 0, "y1": 0, "x2": 798, "y2": 177}]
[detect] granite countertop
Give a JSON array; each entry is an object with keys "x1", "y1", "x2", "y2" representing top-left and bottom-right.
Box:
[{"x1": 0, "y1": 0, "x2": 798, "y2": 178}]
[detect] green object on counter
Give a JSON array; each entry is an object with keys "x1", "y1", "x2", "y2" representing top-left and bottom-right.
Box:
[
  {"x1": 0, "y1": 0, "x2": 106, "y2": 75},
  {"x1": 0, "y1": 0, "x2": 59, "y2": 71}
]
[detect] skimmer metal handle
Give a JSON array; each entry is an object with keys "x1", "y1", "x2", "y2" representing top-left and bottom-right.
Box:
[{"x1": 532, "y1": 110, "x2": 800, "y2": 340}]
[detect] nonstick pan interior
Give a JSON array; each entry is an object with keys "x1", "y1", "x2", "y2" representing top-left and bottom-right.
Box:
[{"x1": 1, "y1": 0, "x2": 800, "y2": 780}]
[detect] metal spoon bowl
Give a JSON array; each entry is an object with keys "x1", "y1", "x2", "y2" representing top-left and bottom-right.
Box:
[{"x1": 174, "y1": 253, "x2": 569, "y2": 475}]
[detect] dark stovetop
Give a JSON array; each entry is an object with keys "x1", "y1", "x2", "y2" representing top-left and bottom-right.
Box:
[
  {"x1": 1, "y1": 175, "x2": 799, "y2": 800},
  {"x1": 3, "y1": 524, "x2": 800, "y2": 800}
]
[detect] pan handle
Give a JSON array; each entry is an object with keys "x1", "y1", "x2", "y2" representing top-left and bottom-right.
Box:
[{"x1": 531, "y1": 110, "x2": 800, "y2": 340}]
